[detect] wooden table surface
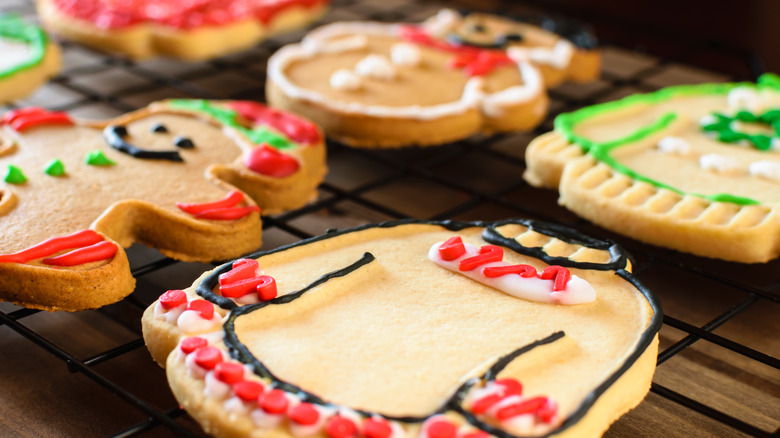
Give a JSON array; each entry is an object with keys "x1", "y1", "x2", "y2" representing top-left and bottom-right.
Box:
[{"x1": 0, "y1": 0, "x2": 778, "y2": 437}]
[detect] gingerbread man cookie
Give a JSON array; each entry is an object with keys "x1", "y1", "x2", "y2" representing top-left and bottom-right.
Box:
[
  {"x1": 267, "y1": 9, "x2": 599, "y2": 148},
  {"x1": 36, "y1": 0, "x2": 329, "y2": 60},
  {"x1": 0, "y1": 100, "x2": 325, "y2": 311},
  {"x1": 0, "y1": 15, "x2": 61, "y2": 103},
  {"x1": 142, "y1": 219, "x2": 660, "y2": 438},
  {"x1": 525, "y1": 73, "x2": 780, "y2": 263}
]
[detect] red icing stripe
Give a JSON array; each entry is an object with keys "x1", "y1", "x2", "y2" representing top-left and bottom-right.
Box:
[
  {"x1": 245, "y1": 145, "x2": 301, "y2": 178},
  {"x1": 41, "y1": 241, "x2": 118, "y2": 266},
  {"x1": 228, "y1": 101, "x2": 320, "y2": 145},
  {"x1": 177, "y1": 190, "x2": 244, "y2": 214},
  {"x1": 219, "y1": 258, "x2": 259, "y2": 286},
  {"x1": 539, "y1": 266, "x2": 572, "y2": 292},
  {"x1": 482, "y1": 264, "x2": 537, "y2": 278},
  {"x1": 219, "y1": 275, "x2": 274, "y2": 298},
  {"x1": 0, "y1": 229, "x2": 104, "y2": 264},
  {"x1": 3, "y1": 107, "x2": 73, "y2": 132},
  {"x1": 458, "y1": 245, "x2": 503, "y2": 271},
  {"x1": 194, "y1": 205, "x2": 261, "y2": 220},
  {"x1": 495, "y1": 396, "x2": 549, "y2": 421}
]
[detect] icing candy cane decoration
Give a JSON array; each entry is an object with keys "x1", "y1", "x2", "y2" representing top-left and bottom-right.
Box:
[
  {"x1": 2, "y1": 107, "x2": 73, "y2": 132},
  {"x1": 0, "y1": 229, "x2": 117, "y2": 266},
  {"x1": 428, "y1": 236, "x2": 596, "y2": 304},
  {"x1": 465, "y1": 378, "x2": 558, "y2": 433},
  {"x1": 217, "y1": 258, "x2": 278, "y2": 304},
  {"x1": 177, "y1": 190, "x2": 261, "y2": 221}
]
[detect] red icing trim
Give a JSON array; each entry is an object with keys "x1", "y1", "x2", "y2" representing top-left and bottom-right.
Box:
[
  {"x1": 495, "y1": 396, "x2": 549, "y2": 421},
  {"x1": 426, "y1": 419, "x2": 457, "y2": 438},
  {"x1": 539, "y1": 266, "x2": 572, "y2": 292},
  {"x1": 471, "y1": 393, "x2": 503, "y2": 414},
  {"x1": 259, "y1": 388, "x2": 289, "y2": 414},
  {"x1": 214, "y1": 362, "x2": 244, "y2": 384},
  {"x1": 228, "y1": 101, "x2": 320, "y2": 145},
  {"x1": 537, "y1": 397, "x2": 558, "y2": 423},
  {"x1": 245, "y1": 144, "x2": 301, "y2": 178},
  {"x1": 233, "y1": 380, "x2": 264, "y2": 401},
  {"x1": 193, "y1": 346, "x2": 223, "y2": 370},
  {"x1": 482, "y1": 264, "x2": 537, "y2": 278},
  {"x1": 3, "y1": 107, "x2": 73, "y2": 132},
  {"x1": 180, "y1": 336, "x2": 208, "y2": 354},
  {"x1": 458, "y1": 245, "x2": 503, "y2": 271},
  {"x1": 495, "y1": 378, "x2": 523, "y2": 396},
  {"x1": 256, "y1": 276, "x2": 277, "y2": 301},
  {"x1": 194, "y1": 206, "x2": 261, "y2": 221},
  {"x1": 326, "y1": 416, "x2": 358, "y2": 438},
  {"x1": 160, "y1": 289, "x2": 188, "y2": 310},
  {"x1": 177, "y1": 190, "x2": 244, "y2": 215},
  {"x1": 187, "y1": 299, "x2": 214, "y2": 320},
  {"x1": 41, "y1": 241, "x2": 118, "y2": 266},
  {"x1": 0, "y1": 229, "x2": 103, "y2": 264},
  {"x1": 363, "y1": 418, "x2": 393, "y2": 438},
  {"x1": 219, "y1": 258, "x2": 259, "y2": 286},
  {"x1": 438, "y1": 236, "x2": 466, "y2": 261},
  {"x1": 289, "y1": 402, "x2": 319, "y2": 425},
  {"x1": 220, "y1": 275, "x2": 269, "y2": 298}
]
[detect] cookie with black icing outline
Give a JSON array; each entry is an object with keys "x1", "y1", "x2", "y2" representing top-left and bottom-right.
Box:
[
  {"x1": 0, "y1": 15, "x2": 61, "y2": 103},
  {"x1": 142, "y1": 218, "x2": 660, "y2": 438},
  {"x1": 0, "y1": 100, "x2": 325, "y2": 311}
]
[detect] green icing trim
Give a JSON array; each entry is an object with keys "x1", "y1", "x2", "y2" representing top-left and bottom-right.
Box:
[
  {"x1": 699, "y1": 109, "x2": 780, "y2": 151},
  {"x1": 44, "y1": 158, "x2": 65, "y2": 176},
  {"x1": 0, "y1": 15, "x2": 48, "y2": 80},
  {"x1": 166, "y1": 99, "x2": 293, "y2": 150},
  {"x1": 4, "y1": 164, "x2": 26, "y2": 184},
  {"x1": 85, "y1": 150, "x2": 116, "y2": 166},
  {"x1": 553, "y1": 75, "x2": 780, "y2": 206}
]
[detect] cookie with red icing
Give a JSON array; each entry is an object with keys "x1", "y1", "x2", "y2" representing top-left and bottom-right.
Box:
[
  {"x1": 266, "y1": 9, "x2": 600, "y2": 148},
  {"x1": 0, "y1": 15, "x2": 61, "y2": 103},
  {"x1": 142, "y1": 218, "x2": 660, "y2": 438},
  {"x1": 0, "y1": 99, "x2": 325, "y2": 311},
  {"x1": 36, "y1": 0, "x2": 329, "y2": 60}
]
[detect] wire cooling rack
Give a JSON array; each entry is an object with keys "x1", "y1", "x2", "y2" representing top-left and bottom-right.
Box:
[{"x1": 0, "y1": 0, "x2": 778, "y2": 437}]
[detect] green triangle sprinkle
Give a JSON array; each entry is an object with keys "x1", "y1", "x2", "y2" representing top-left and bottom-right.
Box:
[
  {"x1": 85, "y1": 150, "x2": 116, "y2": 166},
  {"x1": 4, "y1": 165, "x2": 27, "y2": 184},
  {"x1": 44, "y1": 158, "x2": 66, "y2": 176}
]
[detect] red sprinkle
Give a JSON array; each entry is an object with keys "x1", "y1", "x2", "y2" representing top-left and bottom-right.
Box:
[
  {"x1": 259, "y1": 389, "x2": 288, "y2": 414},
  {"x1": 194, "y1": 206, "x2": 261, "y2": 221},
  {"x1": 180, "y1": 337, "x2": 208, "y2": 354},
  {"x1": 482, "y1": 264, "x2": 537, "y2": 278},
  {"x1": 41, "y1": 241, "x2": 117, "y2": 266},
  {"x1": 256, "y1": 276, "x2": 277, "y2": 301},
  {"x1": 326, "y1": 416, "x2": 358, "y2": 438},
  {"x1": 244, "y1": 145, "x2": 300, "y2": 178},
  {"x1": 425, "y1": 418, "x2": 457, "y2": 438},
  {"x1": 438, "y1": 236, "x2": 466, "y2": 261},
  {"x1": 214, "y1": 362, "x2": 244, "y2": 384},
  {"x1": 233, "y1": 380, "x2": 264, "y2": 402},
  {"x1": 228, "y1": 101, "x2": 321, "y2": 145},
  {"x1": 187, "y1": 299, "x2": 214, "y2": 320},
  {"x1": 495, "y1": 396, "x2": 547, "y2": 421},
  {"x1": 177, "y1": 190, "x2": 244, "y2": 215},
  {"x1": 193, "y1": 346, "x2": 223, "y2": 370},
  {"x1": 471, "y1": 393, "x2": 503, "y2": 414},
  {"x1": 363, "y1": 418, "x2": 393, "y2": 438},
  {"x1": 459, "y1": 245, "x2": 503, "y2": 272},
  {"x1": 539, "y1": 266, "x2": 572, "y2": 292},
  {"x1": 159, "y1": 289, "x2": 187, "y2": 310},
  {"x1": 495, "y1": 378, "x2": 523, "y2": 397},
  {"x1": 3, "y1": 107, "x2": 73, "y2": 131},
  {"x1": 289, "y1": 402, "x2": 319, "y2": 425},
  {"x1": 0, "y1": 229, "x2": 103, "y2": 264},
  {"x1": 219, "y1": 258, "x2": 259, "y2": 286}
]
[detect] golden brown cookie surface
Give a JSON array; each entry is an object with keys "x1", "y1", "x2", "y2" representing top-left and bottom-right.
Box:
[{"x1": 0, "y1": 15, "x2": 61, "y2": 103}]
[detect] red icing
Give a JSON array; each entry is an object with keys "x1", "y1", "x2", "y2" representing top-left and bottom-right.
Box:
[
  {"x1": 259, "y1": 388, "x2": 289, "y2": 414},
  {"x1": 458, "y1": 245, "x2": 503, "y2": 271},
  {"x1": 195, "y1": 206, "x2": 261, "y2": 221},
  {"x1": 256, "y1": 276, "x2": 277, "y2": 301},
  {"x1": 160, "y1": 289, "x2": 188, "y2": 310},
  {"x1": 180, "y1": 336, "x2": 208, "y2": 354},
  {"x1": 461, "y1": 432, "x2": 489, "y2": 438},
  {"x1": 537, "y1": 397, "x2": 558, "y2": 423},
  {"x1": 426, "y1": 418, "x2": 457, "y2": 438},
  {"x1": 233, "y1": 380, "x2": 264, "y2": 401},
  {"x1": 326, "y1": 416, "x2": 358, "y2": 438},
  {"x1": 363, "y1": 418, "x2": 392, "y2": 438},
  {"x1": 214, "y1": 362, "x2": 244, "y2": 384},
  {"x1": 220, "y1": 275, "x2": 269, "y2": 298},
  {"x1": 482, "y1": 264, "x2": 537, "y2": 278},
  {"x1": 228, "y1": 101, "x2": 320, "y2": 145},
  {"x1": 193, "y1": 346, "x2": 223, "y2": 370},
  {"x1": 539, "y1": 266, "x2": 572, "y2": 292},
  {"x1": 41, "y1": 241, "x2": 118, "y2": 266},
  {"x1": 0, "y1": 229, "x2": 103, "y2": 264},
  {"x1": 471, "y1": 393, "x2": 503, "y2": 414},
  {"x1": 438, "y1": 236, "x2": 466, "y2": 261},
  {"x1": 3, "y1": 107, "x2": 73, "y2": 132},
  {"x1": 219, "y1": 258, "x2": 259, "y2": 286},
  {"x1": 245, "y1": 144, "x2": 301, "y2": 178},
  {"x1": 51, "y1": 0, "x2": 328, "y2": 30},
  {"x1": 187, "y1": 299, "x2": 214, "y2": 320},
  {"x1": 289, "y1": 402, "x2": 319, "y2": 425},
  {"x1": 495, "y1": 378, "x2": 523, "y2": 396},
  {"x1": 177, "y1": 190, "x2": 244, "y2": 215},
  {"x1": 495, "y1": 396, "x2": 549, "y2": 421}
]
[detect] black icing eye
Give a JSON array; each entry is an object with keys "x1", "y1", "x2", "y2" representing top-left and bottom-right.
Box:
[
  {"x1": 470, "y1": 23, "x2": 487, "y2": 33},
  {"x1": 112, "y1": 125, "x2": 129, "y2": 137},
  {"x1": 150, "y1": 123, "x2": 168, "y2": 133},
  {"x1": 503, "y1": 33, "x2": 523, "y2": 42},
  {"x1": 174, "y1": 136, "x2": 195, "y2": 149}
]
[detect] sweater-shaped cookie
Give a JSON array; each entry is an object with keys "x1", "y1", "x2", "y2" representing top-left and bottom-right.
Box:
[
  {"x1": 525, "y1": 73, "x2": 780, "y2": 263},
  {"x1": 142, "y1": 219, "x2": 660, "y2": 438},
  {"x1": 36, "y1": 0, "x2": 329, "y2": 60},
  {"x1": 0, "y1": 100, "x2": 325, "y2": 311},
  {"x1": 267, "y1": 8, "x2": 601, "y2": 148},
  {"x1": 0, "y1": 15, "x2": 61, "y2": 103}
]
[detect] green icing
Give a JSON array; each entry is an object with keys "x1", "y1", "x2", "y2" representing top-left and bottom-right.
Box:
[
  {"x1": 0, "y1": 15, "x2": 48, "y2": 79},
  {"x1": 4, "y1": 164, "x2": 26, "y2": 184},
  {"x1": 553, "y1": 74, "x2": 780, "y2": 206},
  {"x1": 699, "y1": 109, "x2": 780, "y2": 151},
  {"x1": 85, "y1": 150, "x2": 116, "y2": 166},
  {"x1": 166, "y1": 99, "x2": 293, "y2": 150},
  {"x1": 44, "y1": 158, "x2": 65, "y2": 176}
]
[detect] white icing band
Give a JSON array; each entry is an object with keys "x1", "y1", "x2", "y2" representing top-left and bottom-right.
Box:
[
  {"x1": 355, "y1": 54, "x2": 397, "y2": 80},
  {"x1": 267, "y1": 21, "x2": 544, "y2": 120},
  {"x1": 700, "y1": 154, "x2": 741, "y2": 174},
  {"x1": 749, "y1": 160, "x2": 780, "y2": 181},
  {"x1": 727, "y1": 87, "x2": 761, "y2": 112},
  {"x1": 422, "y1": 8, "x2": 462, "y2": 38},
  {"x1": 235, "y1": 293, "x2": 261, "y2": 305},
  {"x1": 330, "y1": 69, "x2": 363, "y2": 91},
  {"x1": 510, "y1": 40, "x2": 574, "y2": 70},
  {"x1": 390, "y1": 42, "x2": 422, "y2": 67},
  {"x1": 429, "y1": 241, "x2": 596, "y2": 305},
  {"x1": 153, "y1": 300, "x2": 184, "y2": 324},
  {"x1": 0, "y1": 38, "x2": 34, "y2": 72},
  {"x1": 224, "y1": 396, "x2": 252, "y2": 417},
  {"x1": 177, "y1": 308, "x2": 222, "y2": 333},
  {"x1": 205, "y1": 371, "x2": 232, "y2": 400},
  {"x1": 657, "y1": 136, "x2": 691, "y2": 155}
]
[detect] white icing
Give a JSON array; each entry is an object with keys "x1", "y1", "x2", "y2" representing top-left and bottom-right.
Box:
[
  {"x1": 486, "y1": 394, "x2": 524, "y2": 417},
  {"x1": 176, "y1": 308, "x2": 222, "y2": 333},
  {"x1": 204, "y1": 371, "x2": 231, "y2": 399},
  {"x1": 728, "y1": 87, "x2": 761, "y2": 112},
  {"x1": 422, "y1": 9, "x2": 462, "y2": 38},
  {"x1": 153, "y1": 300, "x2": 184, "y2": 324},
  {"x1": 267, "y1": 21, "x2": 544, "y2": 120},
  {"x1": 390, "y1": 42, "x2": 422, "y2": 67},
  {"x1": 509, "y1": 40, "x2": 574, "y2": 70},
  {"x1": 251, "y1": 409, "x2": 285, "y2": 428},
  {"x1": 429, "y1": 241, "x2": 596, "y2": 305},
  {"x1": 235, "y1": 293, "x2": 261, "y2": 305},
  {"x1": 656, "y1": 136, "x2": 691, "y2": 156},
  {"x1": 749, "y1": 160, "x2": 780, "y2": 180},
  {"x1": 699, "y1": 114, "x2": 717, "y2": 127},
  {"x1": 771, "y1": 138, "x2": 780, "y2": 151},
  {"x1": 185, "y1": 353, "x2": 208, "y2": 379},
  {"x1": 466, "y1": 382, "x2": 504, "y2": 406},
  {"x1": 330, "y1": 69, "x2": 363, "y2": 91},
  {"x1": 355, "y1": 54, "x2": 397, "y2": 80},
  {"x1": 224, "y1": 396, "x2": 252, "y2": 417},
  {"x1": 303, "y1": 34, "x2": 368, "y2": 55},
  {"x1": 700, "y1": 154, "x2": 741, "y2": 174},
  {"x1": 481, "y1": 61, "x2": 544, "y2": 118},
  {"x1": 0, "y1": 38, "x2": 34, "y2": 72}
]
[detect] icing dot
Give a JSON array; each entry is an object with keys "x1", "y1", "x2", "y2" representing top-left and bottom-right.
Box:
[
  {"x1": 363, "y1": 418, "x2": 392, "y2": 438},
  {"x1": 214, "y1": 362, "x2": 244, "y2": 384},
  {"x1": 85, "y1": 150, "x2": 117, "y2": 166},
  {"x1": 390, "y1": 43, "x2": 422, "y2": 67},
  {"x1": 187, "y1": 299, "x2": 215, "y2": 320},
  {"x1": 233, "y1": 380, "x2": 264, "y2": 402},
  {"x1": 325, "y1": 416, "x2": 358, "y2": 438},
  {"x1": 438, "y1": 236, "x2": 466, "y2": 261},
  {"x1": 727, "y1": 87, "x2": 760, "y2": 111},
  {"x1": 174, "y1": 136, "x2": 195, "y2": 149},
  {"x1": 330, "y1": 69, "x2": 362, "y2": 91},
  {"x1": 159, "y1": 289, "x2": 187, "y2": 310},
  {"x1": 700, "y1": 154, "x2": 741, "y2": 174},
  {"x1": 193, "y1": 346, "x2": 223, "y2": 370},
  {"x1": 259, "y1": 389, "x2": 289, "y2": 414},
  {"x1": 180, "y1": 336, "x2": 208, "y2": 354},
  {"x1": 244, "y1": 145, "x2": 300, "y2": 178},
  {"x1": 4, "y1": 165, "x2": 27, "y2": 184},
  {"x1": 749, "y1": 160, "x2": 780, "y2": 181},
  {"x1": 289, "y1": 403, "x2": 320, "y2": 425},
  {"x1": 656, "y1": 136, "x2": 691, "y2": 155},
  {"x1": 150, "y1": 123, "x2": 168, "y2": 133},
  {"x1": 355, "y1": 55, "x2": 396, "y2": 80},
  {"x1": 425, "y1": 418, "x2": 457, "y2": 438},
  {"x1": 44, "y1": 158, "x2": 66, "y2": 176}
]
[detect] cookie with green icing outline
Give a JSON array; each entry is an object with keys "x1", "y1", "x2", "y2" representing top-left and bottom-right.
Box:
[
  {"x1": 0, "y1": 100, "x2": 325, "y2": 311},
  {"x1": 0, "y1": 15, "x2": 61, "y2": 103},
  {"x1": 525, "y1": 73, "x2": 780, "y2": 262},
  {"x1": 142, "y1": 218, "x2": 660, "y2": 438}
]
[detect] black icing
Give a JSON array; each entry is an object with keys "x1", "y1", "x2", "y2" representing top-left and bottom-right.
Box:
[
  {"x1": 103, "y1": 125, "x2": 183, "y2": 162},
  {"x1": 513, "y1": 13, "x2": 599, "y2": 50},
  {"x1": 174, "y1": 136, "x2": 195, "y2": 149},
  {"x1": 196, "y1": 218, "x2": 662, "y2": 436},
  {"x1": 150, "y1": 123, "x2": 168, "y2": 133}
]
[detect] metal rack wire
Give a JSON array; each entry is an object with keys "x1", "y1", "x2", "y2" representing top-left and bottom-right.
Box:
[{"x1": 0, "y1": 0, "x2": 778, "y2": 437}]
